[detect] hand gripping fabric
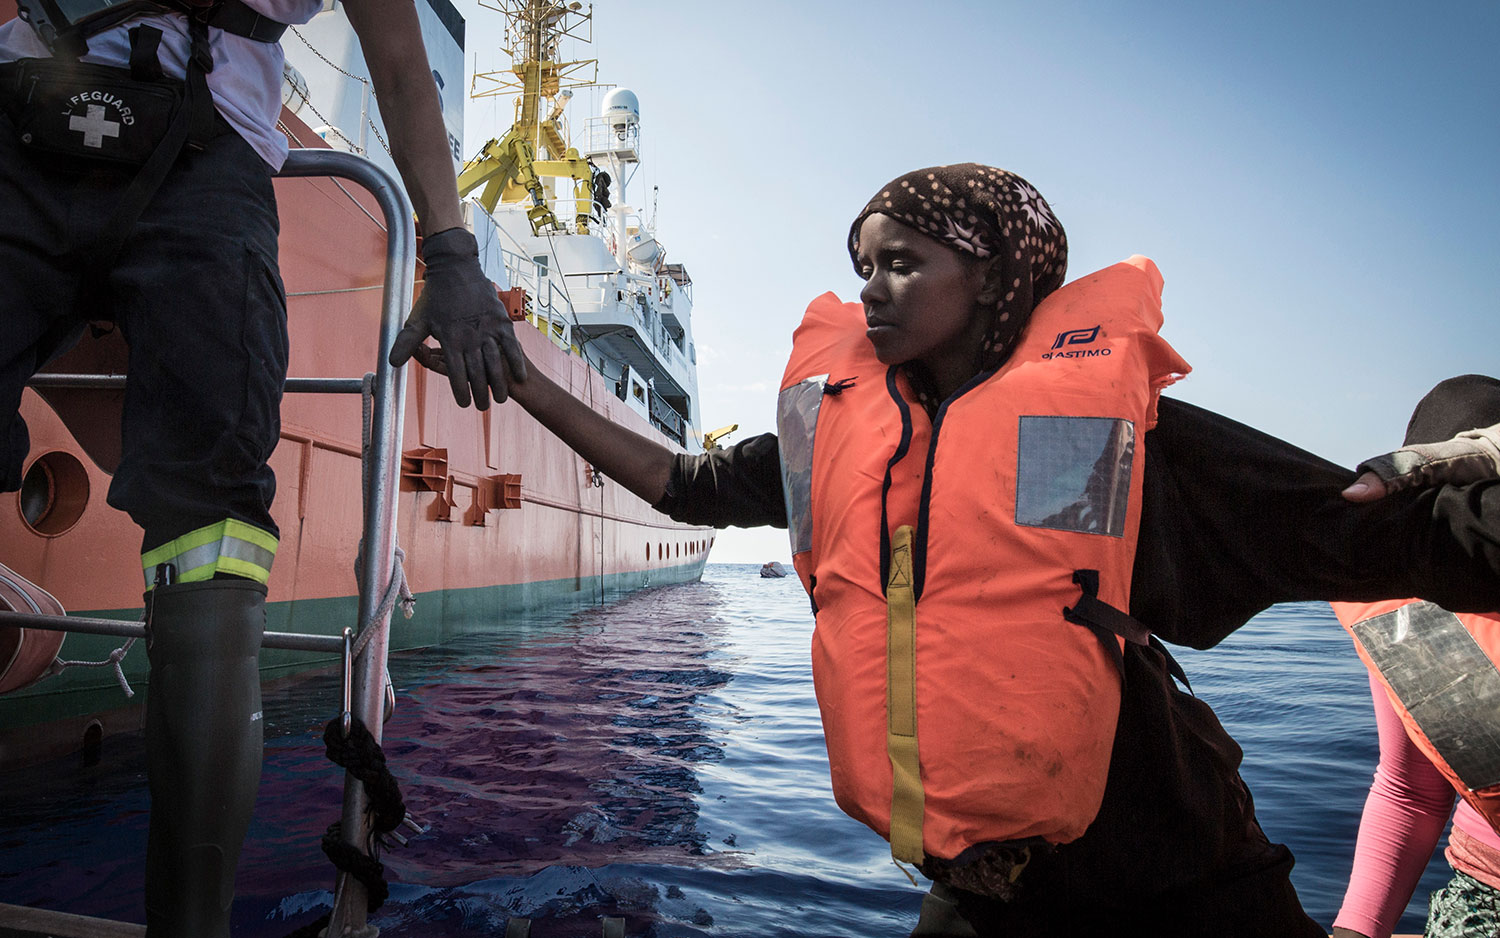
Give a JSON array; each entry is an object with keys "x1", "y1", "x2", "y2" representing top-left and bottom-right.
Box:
[{"x1": 1357, "y1": 424, "x2": 1500, "y2": 494}]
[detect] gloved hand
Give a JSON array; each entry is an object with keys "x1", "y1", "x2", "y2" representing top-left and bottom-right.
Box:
[
  {"x1": 1343, "y1": 423, "x2": 1500, "y2": 502},
  {"x1": 388, "y1": 227, "x2": 528, "y2": 409}
]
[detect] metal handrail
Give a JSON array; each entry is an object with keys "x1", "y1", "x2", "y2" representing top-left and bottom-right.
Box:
[
  {"x1": 0, "y1": 610, "x2": 345, "y2": 653},
  {"x1": 277, "y1": 147, "x2": 413, "y2": 934},
  {"x1": 26, "y1": 374, "x2": 369, "y2": 394}
]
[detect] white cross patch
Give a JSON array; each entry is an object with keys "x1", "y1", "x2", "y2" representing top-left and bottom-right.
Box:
[{"x1": 69, "y1": 104, "x2": 121, "y2": 149}]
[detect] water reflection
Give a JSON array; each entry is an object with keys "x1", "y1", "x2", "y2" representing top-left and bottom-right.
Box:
[
  {"x1": 0, "y1": 570, "x2": 921, "y2": 937},
  {"x1": 385, "y1": 582, "x2": 736, "y2": 882}
]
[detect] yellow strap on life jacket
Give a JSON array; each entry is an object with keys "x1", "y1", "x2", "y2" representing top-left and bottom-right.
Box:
[
  {"x1": 141, "y1": 518, "x2": 278, "y2": 588},
  {"x1": 887, "y1": 523, "x2": 924, "y2": 864}
]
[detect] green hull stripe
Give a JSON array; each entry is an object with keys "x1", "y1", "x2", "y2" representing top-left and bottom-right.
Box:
[{"x1": 0, "y1": 562, "x2": 706, "y2": 733}]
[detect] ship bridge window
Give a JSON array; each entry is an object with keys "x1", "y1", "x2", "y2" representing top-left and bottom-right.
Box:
[
  {"x1": 689, "y1": 343, "x2": 696, "y2": 365},
  {"x1": 633, "y1": 384, "x2": 645, "y2": 402},
  {"x1": 533, "y1": 255, "x2": 548, "y2": 277}
]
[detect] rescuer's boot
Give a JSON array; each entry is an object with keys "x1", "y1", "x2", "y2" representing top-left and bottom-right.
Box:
[{"x1": 142, "y1": 578, "x2": 266, "y2": 938}]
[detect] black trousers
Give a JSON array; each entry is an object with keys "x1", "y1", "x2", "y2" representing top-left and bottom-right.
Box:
[
  {"x1": 0, "y1": 107, "x2": 287, "y2": 551},
  {"x1": 911, "y1": 642, "x2": 1327, "y2": 938}
]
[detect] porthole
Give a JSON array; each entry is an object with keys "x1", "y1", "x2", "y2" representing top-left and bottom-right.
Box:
[
  {"x1": 81, "y1": 720, "x2": 104, "y2": 768},
  {"x1": 18, "y1": 451, "x2": 90, "y2": 537}
]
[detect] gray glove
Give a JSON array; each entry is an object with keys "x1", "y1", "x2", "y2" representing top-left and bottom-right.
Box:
[
  {"x1": 1345, "y1": 424, "x2": 1500, "y2": 501},
  {"x1": 388, "y1": 227, "x2": 527, "y2": 409}
]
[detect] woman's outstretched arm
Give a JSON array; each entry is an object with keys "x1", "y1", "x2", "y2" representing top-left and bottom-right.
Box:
[{"x1": 507, "y1": 360, "x2": 675, "y2": 506}]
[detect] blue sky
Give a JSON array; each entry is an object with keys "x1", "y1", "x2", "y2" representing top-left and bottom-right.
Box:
[{"x1": 460, "y1": 1, "x2": 1499, "y2": 563}]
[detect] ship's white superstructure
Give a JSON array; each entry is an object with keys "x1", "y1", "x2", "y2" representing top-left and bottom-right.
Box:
[{"x1": 282, "y1": 0, "x2": 704, "y2": 448}]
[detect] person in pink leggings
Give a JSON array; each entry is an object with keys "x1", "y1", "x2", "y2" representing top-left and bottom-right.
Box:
[
  {"x1": 1335, "y1": 375, "x2": 1500, "y2": 938},
  {"x1": 1334, "y1": 672, "x2": 1500, "y2": 938}
]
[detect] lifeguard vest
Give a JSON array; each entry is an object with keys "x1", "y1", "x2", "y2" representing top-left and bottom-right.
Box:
[
  {"x1": 776, "y1": 255, "x2": 1189, "y2": 865},
  {"x1": 1332, "y1": 599, "x2": 1500, "y2": 831}
]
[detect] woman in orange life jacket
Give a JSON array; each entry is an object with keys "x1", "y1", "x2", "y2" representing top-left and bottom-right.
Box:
[{"x1": 404, "y1": 163, "x2": 1500, "y2": 937}]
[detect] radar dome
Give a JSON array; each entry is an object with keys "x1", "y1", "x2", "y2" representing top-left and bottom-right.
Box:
[{"x1": 601, "y1": 88, "x2": 640, "y2": 135}]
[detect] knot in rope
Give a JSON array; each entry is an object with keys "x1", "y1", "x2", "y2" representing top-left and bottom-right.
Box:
[
  {"x1": 47, "y1": 636, "x2": 138, "y2": 698},
  {"x1": 321, "y1": 823, "x2": 390, "y2": 908},
  {"x1": 322, "y1": 714, "x2": 407, "y2": 834}
]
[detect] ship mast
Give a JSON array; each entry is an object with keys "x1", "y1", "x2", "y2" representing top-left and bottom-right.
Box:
[{"x1": 459, "y1": 0, "x2": 599, "y2": 232}]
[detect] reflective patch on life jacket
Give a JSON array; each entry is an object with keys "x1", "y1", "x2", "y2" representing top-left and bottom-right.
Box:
[
  {"x1": 1016, "y1": 416, "x2": 1136, "y2": 537},
  {"x1": 141, "y1": 518, "x2": 278, "y2": 588},
  {"x1": 777, "y1": 374, "x2": 829, "y2": 557},
  {"x1": 1351, "y1": 601, "x2": 1500, "y2": 790}
]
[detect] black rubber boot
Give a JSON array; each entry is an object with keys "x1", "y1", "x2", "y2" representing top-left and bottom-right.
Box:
[{"x1": 143, "y1": 578, "x2": 266, "y2": 938}]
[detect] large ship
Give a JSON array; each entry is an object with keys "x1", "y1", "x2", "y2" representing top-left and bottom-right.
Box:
[{"x1": 0, "y1": 0, "x2": 719, "y2": 766}]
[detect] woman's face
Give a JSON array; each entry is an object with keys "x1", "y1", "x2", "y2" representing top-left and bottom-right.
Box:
[{"x1": 856, "y1": 214, "x2": 990, "y2": 397}]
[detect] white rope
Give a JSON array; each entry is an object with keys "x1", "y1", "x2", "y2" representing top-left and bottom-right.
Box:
[
  {"x1": 353, "y1": 546, "x2": 414, "y2": 661},
  {"x1": 47, "y1": 636, "x2": 138, "y2": 698}
]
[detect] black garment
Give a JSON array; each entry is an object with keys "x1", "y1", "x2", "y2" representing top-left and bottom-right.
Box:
[
  {"x1": 656, "y1": 397, "x2": 1500, "y2": 628},
  {"x1": 652, "y1": 396, "x2": 1500, "y2": 935},
  {"x1": 0, "y1": 108, "x2": 287, "y2": 549}
]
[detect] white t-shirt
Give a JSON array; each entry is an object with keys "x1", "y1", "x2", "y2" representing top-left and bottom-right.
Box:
[{"x1": 0, "y1": 0, "x2": 323, "y2": 168}]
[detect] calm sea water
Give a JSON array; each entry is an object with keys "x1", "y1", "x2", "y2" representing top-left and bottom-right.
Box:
[{"x1": 0, "y1": 564, "x2": 1452, "y2": 935}]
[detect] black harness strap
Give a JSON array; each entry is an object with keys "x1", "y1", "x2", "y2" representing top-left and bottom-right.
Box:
[
  {"x1": 77, "y1": 17, "x2": 214, "y2": 300},
  {"x1": 127, "y1": 24, "x2": 166, "y2": 80},
  {"x1": 1063, "y1": 569, "x2": 1196, "y2": 693},
  {"x1": 19, "y1": 0, "x2": 288, "y2": 45},
  {"x1": 1149, "y1": 634, "x2": 1194, "y2": 694},
  {"x1": 1064, "y1": 569, "x2": 1152, "y2": 647},
  {"x1": 204, "y1": 0, "x2": 287, "y2": 41}
]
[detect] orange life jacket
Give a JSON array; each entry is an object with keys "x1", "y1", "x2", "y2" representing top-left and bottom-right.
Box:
[
  {"x1": 1332, "y1": 599, "x2": 1500, "y2": 831},
  {"x1": 776, "y1": 256, "x2": 1189, "y2": 864}
]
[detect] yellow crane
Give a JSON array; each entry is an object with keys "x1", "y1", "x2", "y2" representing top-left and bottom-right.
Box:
[{"x1": 460, "y1": 0, "x2": 597, "y2": 235}]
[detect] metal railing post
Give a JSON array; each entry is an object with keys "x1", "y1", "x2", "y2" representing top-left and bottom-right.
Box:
[{"x1": 275, "y1": 148, "x2": 414, "y2": 936}]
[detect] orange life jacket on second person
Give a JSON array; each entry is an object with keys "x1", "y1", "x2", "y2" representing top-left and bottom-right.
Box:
[
  {"x1": 776, "y1": 256, "x2": 1190, "y2": 866},
  {"x1": 1332, "y1": 599, "x2": 1500, "y2": 832}
]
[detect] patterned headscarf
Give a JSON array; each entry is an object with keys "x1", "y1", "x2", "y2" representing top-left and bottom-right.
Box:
[{"x1": 848, "y1": 163, "x2": 1068, "y2": 410}]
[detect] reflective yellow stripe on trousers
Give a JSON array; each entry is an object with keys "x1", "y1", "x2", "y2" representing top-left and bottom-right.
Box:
[
  {"x1": 887, "y1": 524, "x2": 924, "y2": 864},
  {"x1": 141, "y1": 519, "x2": 278, "y2": 588}
]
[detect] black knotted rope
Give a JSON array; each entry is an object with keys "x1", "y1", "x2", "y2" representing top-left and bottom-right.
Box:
[
  {"x1": 282, "y1": 715, "x2": 406, "y2": 937},
  {"x1": 323, "y1": 714, "x2": 408, "y2": 835}
]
